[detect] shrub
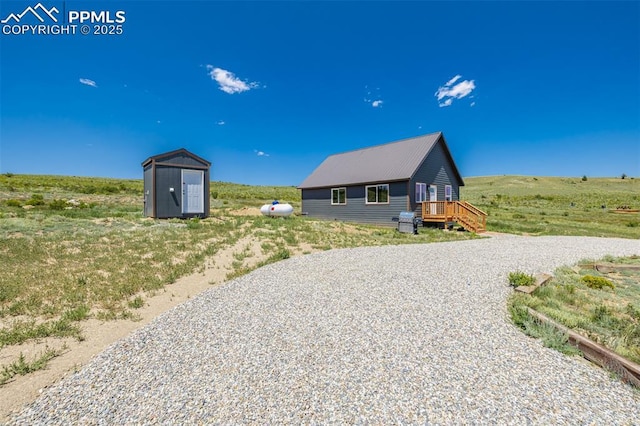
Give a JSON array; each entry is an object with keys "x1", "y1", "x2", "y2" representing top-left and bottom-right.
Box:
[
  {"x1": 581, "y1": 275, "x2": 615, "y2": 290},
  {"x1": 25, "y1": 194, "x2": 45, "y2": 206},
  {"x1": 508, "y1": 271, "x2": 535, "y2": 287},
  {"x1": 581, "y1": 175, "x2": 588, "y2": 181},
  {"x1": 5, "y1": 199, "x2": 22, "y2": 207},
  {"x1": 508, "y1": 300, "x2": 531, "y2": 328},
  {"x1": 48, "y1": 199, "x2": 69, "y2": 210}
]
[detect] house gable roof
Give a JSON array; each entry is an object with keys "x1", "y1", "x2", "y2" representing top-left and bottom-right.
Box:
[
  {"x1": 298, "y1": 132, "x2": 463, "y2": 189},
  {"x1": 141, "y1": 148, "x2": 211, "y2": 167}
]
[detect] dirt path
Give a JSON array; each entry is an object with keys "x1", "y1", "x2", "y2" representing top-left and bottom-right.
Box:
[{"x1": 0, "y1": 235, "x2": 288, "y2": 422}]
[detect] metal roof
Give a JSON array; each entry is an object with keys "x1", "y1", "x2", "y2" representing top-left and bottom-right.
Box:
[
  {"x1": 298, "y1": 132, "x2": 463, "y2": 189},
  {"x1": 141, "y1": 148, "x2": 211, "y2": 167}
]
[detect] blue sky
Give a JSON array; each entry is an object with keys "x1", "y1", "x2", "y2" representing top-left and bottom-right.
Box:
[{"x1": 1, "y1": 1, "x2": 638, "y2": 186}]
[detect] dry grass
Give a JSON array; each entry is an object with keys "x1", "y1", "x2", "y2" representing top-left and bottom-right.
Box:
[
  {"x1": 0, "y1": 174, "x2": 475, "y2": 380},
  {"x1": 509, "y1": 256, "x2": 640, "y2": 364}
]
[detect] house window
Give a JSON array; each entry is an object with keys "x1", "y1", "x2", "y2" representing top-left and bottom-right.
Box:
[
  {"x1": 416, "y1": 182, "x2": 427, "y2": 203},
  {"x1": 331, "y1": 187, "x2": 346, "y2": 205},
  {"x1": 445, "y1": 185, "x2": 452, "y2": 201},
  {"x1": 366, "y1": 184, "x2": 389, "y2": 204}
]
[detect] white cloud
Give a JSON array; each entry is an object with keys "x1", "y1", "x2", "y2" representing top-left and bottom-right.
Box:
[
  {"x1": 79, "y1": 78, "x2": 97, "y2": 88},
  {"x1": 254, "y1": 149, "x2": 270, "y2": 157},
  {"x1": 444, "y1": 75, "x2": 461, "y2": 87},
  {"x1": 435, "y1": 75, "x2": 476, "y2": 107},
  {"x1": 470, "y1": 101, "x2": 476, "y2": 107},
  {"x1": 206, "y1": 65, "x2": 258, "y2": 94},
  {"x1": 364, "y1": 85, "x2": 383, "y2": 107},
  {"x1": 217, "y1": 120, "x2": 225, "y2": 125}
]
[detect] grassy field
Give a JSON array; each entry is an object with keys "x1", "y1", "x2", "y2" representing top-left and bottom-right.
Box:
[
  {"x1": 509, "y1": 256, "x2": 640, "y2": 366},
  {"x1": 463, "y1": 175, "x2": 639, "y2": 238},
  {"x1": 0, "y1": 174, "x2": 473, "y2": 354},
  {"x1": 0, "y1": 173, "x2": 638, "y2": 385}
]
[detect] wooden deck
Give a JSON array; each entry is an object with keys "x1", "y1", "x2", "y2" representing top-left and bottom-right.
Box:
[{"x1": 421, "y1": 201, "x2": 488, "y2": 233}]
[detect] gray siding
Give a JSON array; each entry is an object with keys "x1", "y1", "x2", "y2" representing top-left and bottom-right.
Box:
[
  {"x1": 155, "y1": 152, "x2": 207, "y2": 168},
  {"x1": 145, "y1": 165, "x2": 210, "y2": 219},
  {"x1": 143, "y1": 165, "x2": 153, "y2": 217},
  {"x1": 301, "y1": 181, "x2": 408, "y2": 225},
  {"x1": 409, "y1": 139, "x2": 461, "y2": 215},
  {"x1": 154, "y1": 166, "x2": 183, "y2": 219}
]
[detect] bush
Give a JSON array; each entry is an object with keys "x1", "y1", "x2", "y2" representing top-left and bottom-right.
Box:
[
  {"x1": 25, "y1": 194, "x2": 45, "y2": 206},
  {"x1": 581, "y1": 275, "x2": 615, "y2": 290},
  {"x1": 581, "y1": 175, "x2": 588, "y2": 181},
  {"x1": 5, "y1": 199, "x2": 22, "y2": 207},
  {"x1": 48, "y1": 199, "x2": 69, "y2": 210},
  {"x1": 508, "y1": 271, "x2": 535, "y2": 287}
]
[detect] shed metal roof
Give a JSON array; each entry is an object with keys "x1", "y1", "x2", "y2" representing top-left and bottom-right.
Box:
[
  {"x1": 141, "y1": 148, "x2": 211, "y2": 167},
  {"x1": 298, "y1": 132, "x2": 463, "y2": 189}
]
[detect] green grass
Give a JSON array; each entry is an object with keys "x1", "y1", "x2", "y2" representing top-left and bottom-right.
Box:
[
  {"x1": 508, "y1": 271, "x2": 535, "y2": 287},
  {"x1": 0, "y1": 346, "x2": 63, "y2": 386},
  {"x1": 463, "y1": 176, "x2": 640, "y2": 238},
  {"x1": 1, "y1": 173, "x2": 638, "y2": 386},
  {"x1": 0, "y1": 174, "x2": 475, "y2": 353},
  {"x1": 508, "y1": 256, "x2": 640, "y2": 364},
  {"x1": 1, "y1": 173, "x2": 637, "y2": 358}
]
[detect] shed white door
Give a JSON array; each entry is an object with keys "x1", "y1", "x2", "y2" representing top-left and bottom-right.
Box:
[
  {"x1": 182, "y1": 170, "x2": 204, "y2": 214},
  {"x1": 429, "y1": 185, "x2": 438, "y2": 215}
]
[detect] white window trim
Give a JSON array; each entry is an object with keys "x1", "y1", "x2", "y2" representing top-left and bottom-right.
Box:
[
  {"x1": 365, "y1": 183, "x2": 390, "y2": 205},
  {"x1": 416, "y1": 182, "x2": 427, "y2": 203},
  {"x1": 331, "y1": 187, "x2": 347, "y2": 205},
  {"x1": 445, "y1": 185, "x2": 453, "y2": 202}
]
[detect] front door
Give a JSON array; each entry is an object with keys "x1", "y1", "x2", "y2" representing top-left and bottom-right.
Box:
[
  {"x1": 182, "y1": 169, "x2": 204, "y2": 214},
  {"x1": 429, "y1": 185, "x2": 438, "y2": 214}
]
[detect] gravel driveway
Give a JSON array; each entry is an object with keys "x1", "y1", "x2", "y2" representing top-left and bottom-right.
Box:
[{"x1": 11, "y1": 236, "x2": 640, "y2": 425}]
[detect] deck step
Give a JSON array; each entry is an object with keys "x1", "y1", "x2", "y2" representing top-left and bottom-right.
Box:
[{"x1": 421, "y1": 201, "x2": 487, "y2": 233}]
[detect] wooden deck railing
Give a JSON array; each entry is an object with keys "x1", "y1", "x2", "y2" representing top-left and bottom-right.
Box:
[{"x1": 421, "y1": 201, "x2": 487, "y2": 233}]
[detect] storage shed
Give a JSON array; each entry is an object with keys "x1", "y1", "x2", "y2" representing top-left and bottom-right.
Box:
[{"x1": 142, "y1": 148, "x2": 211, "y2": 219}]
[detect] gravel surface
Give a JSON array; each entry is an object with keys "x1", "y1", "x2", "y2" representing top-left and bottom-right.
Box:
[{"x1": 11, "y1": 235, "x2": 640, "y2": 425}]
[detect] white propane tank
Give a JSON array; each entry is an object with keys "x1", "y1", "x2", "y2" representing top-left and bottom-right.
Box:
[{"x1": 260, "y1": 201, "x2": 294, "y2": 217}]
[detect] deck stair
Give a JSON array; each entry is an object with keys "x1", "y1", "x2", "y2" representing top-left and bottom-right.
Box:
[{"x1": 421, "y1": 201, "x2": 488, "y2": 233}]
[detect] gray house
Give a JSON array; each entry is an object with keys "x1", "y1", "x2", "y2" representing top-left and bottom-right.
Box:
[
  {"x1": 142, "y1": 148, "x2": 211, "y2": 219},
  {"x1": 298, "y1": 132, "x2": 464, "y2": 225}
]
